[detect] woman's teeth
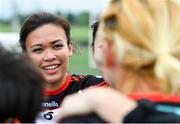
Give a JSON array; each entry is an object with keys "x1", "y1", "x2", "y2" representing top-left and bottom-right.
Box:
[{"x1": 44, "y1": 65, "x2": 59, "y2": 70}]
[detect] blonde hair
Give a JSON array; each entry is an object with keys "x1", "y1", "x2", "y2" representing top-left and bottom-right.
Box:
[{"x1": 101, "y1": 0, "x2": 180, "y2": 94}]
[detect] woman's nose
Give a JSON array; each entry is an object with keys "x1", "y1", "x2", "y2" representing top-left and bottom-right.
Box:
[{"x1": 43, "y1": 50, "x2": 56, "y2": 61}]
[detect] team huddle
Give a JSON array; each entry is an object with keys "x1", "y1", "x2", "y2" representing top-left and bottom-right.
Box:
[{"x1": 0, "y1": 0, "x2": 180, "y2": 123}]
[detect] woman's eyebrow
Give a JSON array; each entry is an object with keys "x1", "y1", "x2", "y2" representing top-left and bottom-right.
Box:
[
  {"x1": 51, "y1": 39, "x2": 63, "y2": 44},
  {"x1": 31, "y1": 43, "x2": 42, "y2": 48}
]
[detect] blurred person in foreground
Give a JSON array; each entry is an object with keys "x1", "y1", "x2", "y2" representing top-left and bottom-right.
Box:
[
  {"x1": 0, "y1": 46, "x2": 44, "y2": 123},
  {"x1": 56, "y1": 0, "x2": 180, "y2": 123}
]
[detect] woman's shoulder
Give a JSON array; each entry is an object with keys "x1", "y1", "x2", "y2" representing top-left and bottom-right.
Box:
[
  {"x1": 71, "y1": 74, "x2": 103, "y2": 78},
  {"x1": 70, "y1": 74, "x2": 105, "y2": 82},
  {"x1": 70, "y1": 74, "x2": 109, "y2": 88}
]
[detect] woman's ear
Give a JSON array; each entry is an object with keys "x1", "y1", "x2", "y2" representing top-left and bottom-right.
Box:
[
  {"x1": 68, "y1": 41, "x2": 73, "y2": 57},
  {"x1": 103, "y1": 41, "x2": 116, "y2": 67}
]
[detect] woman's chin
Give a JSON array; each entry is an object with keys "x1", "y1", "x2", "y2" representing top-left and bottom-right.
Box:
[{"x1": 44, "y1": 76, "x2": 61, "y2": 84}]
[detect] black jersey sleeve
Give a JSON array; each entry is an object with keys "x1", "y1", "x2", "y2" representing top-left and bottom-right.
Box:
[{"x1": 123, "y1": 99, "x2": 180, "y2": 123}]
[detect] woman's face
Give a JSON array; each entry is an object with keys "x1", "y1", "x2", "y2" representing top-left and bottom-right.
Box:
[
  {"x1": 93, "y1": 29, "x2": 107, "y2": 75},
  {"x1": 25, "y1": 24, "x2": 72, "y2": 85},
  {"x1": 93, "y1": 28, "x2": 119, "y2": 85}
]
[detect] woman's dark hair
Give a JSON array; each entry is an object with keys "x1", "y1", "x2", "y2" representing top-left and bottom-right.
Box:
[
  {"x1": 91, "y1": 21, "x2": 99, "y2": 50},
  {"x1": 0, "y1": 46, "x2": 44, "y2": 122},
  {"x1": 20, "y1": 12, "x2": 71, "y2": 51}
]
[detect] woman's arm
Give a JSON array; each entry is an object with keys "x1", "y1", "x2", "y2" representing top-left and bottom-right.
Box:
[{"x1": 56, "y1": 87, "x2": 137, "y2": 123}]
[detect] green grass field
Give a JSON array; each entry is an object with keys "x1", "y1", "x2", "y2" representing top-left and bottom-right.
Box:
[
  {"x1": 71, "y1": 25, "x2": 89, "y2": 46},
  {"x1": 0, "y1": 23, "x2": 11, "y2": 32},
  {"x1": 69, "y1": 47, "x2": 100, "y2": 75},
  {"x1": 65, "y1": 26, "x2": 100, "y2": 75}
]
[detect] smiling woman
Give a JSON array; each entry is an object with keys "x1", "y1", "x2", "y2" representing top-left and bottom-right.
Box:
[
  {"x1": 25, "y1": 23, "x2": 71, "y2": 88},
  {"x1": 19, "y1": 12, "x2": 109, "y2": 123}
]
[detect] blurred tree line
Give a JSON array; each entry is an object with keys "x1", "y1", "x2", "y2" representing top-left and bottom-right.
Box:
[
  {"x1": 0, "y1": 11, "x2": 90, "y2": 47},
  {"x1": 0, "y1": 11, "x2": 89, "y2": 26},
  {"x1": 57, "y1": 12, "x2": 89, "y2": 26}
]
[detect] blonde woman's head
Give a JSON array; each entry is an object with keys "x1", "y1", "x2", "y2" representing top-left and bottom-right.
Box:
[{"x1": 99, "y1": 0, "x2": 180, "y2": 94}]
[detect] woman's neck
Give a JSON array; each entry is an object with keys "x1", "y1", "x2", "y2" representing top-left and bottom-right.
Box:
[{"x1": 45, "y1": 75, "x2": 67, "y2": 91}]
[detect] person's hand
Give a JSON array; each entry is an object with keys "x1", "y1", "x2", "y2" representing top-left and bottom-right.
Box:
[{"x1": 56, "y1": 87, "x2": 137, "y2": 123}]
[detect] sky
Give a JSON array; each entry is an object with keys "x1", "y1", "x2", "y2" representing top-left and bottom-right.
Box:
[{"x1": 0, "y1": 0, "x2": 108, "y2": 20}]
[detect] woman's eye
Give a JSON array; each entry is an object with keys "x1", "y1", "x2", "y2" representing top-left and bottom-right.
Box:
[
  {"x1": 53, "y1": 44, "x2": 63, "y2": 49},
  {"x1": 32, "y1": 48, "x2": 43, "y2": 54}
]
